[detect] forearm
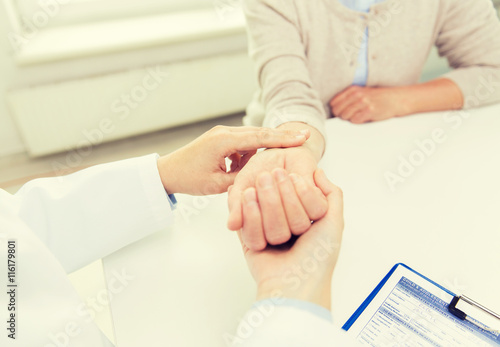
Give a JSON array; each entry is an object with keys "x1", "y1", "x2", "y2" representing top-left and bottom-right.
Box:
[
  {"x1": 277, "y1": 122, "x2": 325, "y2": 162},
  {"x1": 398, "y1": 78, "x2": 464, "y2": 115},
  {"x1": 16, "y1": 154, "x2": 173, "y2": 273}
]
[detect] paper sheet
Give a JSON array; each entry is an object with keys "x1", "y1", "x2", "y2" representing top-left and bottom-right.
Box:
[{"x1": 347, "y1": 265, "x2": 500, "y2": 346}]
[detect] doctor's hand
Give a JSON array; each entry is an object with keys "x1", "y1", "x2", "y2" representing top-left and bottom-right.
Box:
[
  {"x1": 157, "y1": 126, "x2": 309, "y2": 195},
  {"x1": 238, "y1": 169, "x2": 344, "y2": 310}
]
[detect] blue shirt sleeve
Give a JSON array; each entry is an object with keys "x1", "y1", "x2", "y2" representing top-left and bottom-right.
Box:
[{"x1": 167, "y1": 194, "x2": 177, "y2": 210}]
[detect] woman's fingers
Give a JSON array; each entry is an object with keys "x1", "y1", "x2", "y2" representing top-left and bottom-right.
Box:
[
  {"x1": 241, "y1": 187, "x2": 267, "y2": 251},
  {"x1": 227, "y1": 185, "x2": 244, "y2": 231},
  {"x1": 256, "y1": 172, "x2": 291, "y2": 245},
  {"x1": 272, "y1": 169, "x2": 311, "y2": 235},
  {"x1": 290, "y1": 173, "x2": 328, "y2": 221},
  {"x1": 238, "y1": 170, "x2": 336, "y2": 251}
]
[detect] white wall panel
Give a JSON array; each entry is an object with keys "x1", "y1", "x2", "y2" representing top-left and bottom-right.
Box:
[{"x1": 7, "y1": 52, "x2": 256, "y2": 157}]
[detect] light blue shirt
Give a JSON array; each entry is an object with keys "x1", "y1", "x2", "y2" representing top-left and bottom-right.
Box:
[{"x1": 338, "y1": 0, "x2": 386, "y2": 86}]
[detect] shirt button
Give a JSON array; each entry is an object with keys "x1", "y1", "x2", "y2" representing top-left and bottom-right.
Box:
[{"x1": 372, "y1": 55, "x2": 377, "y2": 60}]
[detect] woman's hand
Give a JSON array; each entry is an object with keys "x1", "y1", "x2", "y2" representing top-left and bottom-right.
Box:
[
  {"x1": 330, "y1": 85, "x2": 409, "y2": 124},
  {"x1": 330, "y1": 79, "x2": 464, "y2": 124},
  {"x1": 227, "y1": 146, "x2": 328, "y2": 250}
]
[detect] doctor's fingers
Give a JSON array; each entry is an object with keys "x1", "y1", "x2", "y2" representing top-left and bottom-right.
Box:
[
  {"x1": 272, "y1": 169, "x2": 311, "y2": 236},
  {"x1": 314, "y1": 169, "x2": 344, "y2": 227},
  {"x1": 289, "y1": 173, "x2": 328, "y2": 222},
  {"x1": 211, "y1": 126, "x2": 310, "y2": 154},
  {"x1": 241, "y1": 188, "x2": 267, "y2": 251},
  {"x1": 256, "y1": 172, "x2": 291, "y2": 246}
]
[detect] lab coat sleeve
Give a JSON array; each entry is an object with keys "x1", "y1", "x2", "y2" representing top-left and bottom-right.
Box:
[
  {"x1": 437, "y1": 0, "x2": 500, "y2": 109},
  {"x1": 243, "y1": 0, "x2": 328, "y2": 140},
  {"x1": 229, "y1": 300, "x2": 360, "y2": 347},
  {"x1": 12, "y1": 154, "x2": 173, "y2": 273}
]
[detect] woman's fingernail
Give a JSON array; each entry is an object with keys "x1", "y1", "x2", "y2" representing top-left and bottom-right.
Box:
[
  {"x1": 295, "y1": 134, "x2": 306, "y2": 140},
  {"x1": 289, "y1": 173, "x2": 302, "y2": 184},
  {"x1": 258, "y1": 172, "x2": 274, "y2": 188},
  {"x1": 244, "y1": 188, "x2": 257, "y2": 203},
  {"x1": 273, "y1": 169, "x2": 287, "y2": 183},
  {"x1": 300, "y1": 129, "x2": 310, "y2": 135}
]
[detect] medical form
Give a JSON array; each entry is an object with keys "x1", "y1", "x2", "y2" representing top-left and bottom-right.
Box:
[{"x1": 344, "y1": 264, "x2": 500, "y2": 346}]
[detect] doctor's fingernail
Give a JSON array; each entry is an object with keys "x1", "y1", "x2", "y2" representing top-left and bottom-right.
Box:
[{"x1": 258, "y1": 172, "x2": 274, "y2": 188}]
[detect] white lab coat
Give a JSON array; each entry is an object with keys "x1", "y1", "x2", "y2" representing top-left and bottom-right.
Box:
[
  {"x1": 232, "y1": 304, "x2": 360, "y2": 347},
  {"x1": 0, "y1": 154, "x2": 172, "y2": 346},
  {"x1": 0, "y1": 154, "x2": 357, "y2": 346}
]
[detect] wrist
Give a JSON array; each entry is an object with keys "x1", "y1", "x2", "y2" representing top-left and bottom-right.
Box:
[
  {"x1": 256, "y1": 274, "x2": 332, "y2": 310},
  {"x1": 397, "y1": 79, "x2": 464, "y2": 116},
  {"x1": 391, "y1": 87, "x2": 417, "y2": 117},
  {"x1": 277, "y1": 122, "x2": 325, "y2": 162},
  {"x1": 157, "y1": 154, "x2": 178, "y2": 194}
]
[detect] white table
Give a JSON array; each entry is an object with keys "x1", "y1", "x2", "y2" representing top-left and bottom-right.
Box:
[{"x1": 103, "y1": 104, "x2": 500, "y2": 347}]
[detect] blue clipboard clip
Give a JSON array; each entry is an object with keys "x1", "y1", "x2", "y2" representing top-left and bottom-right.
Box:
[{"x1": 449, "y1": 295, "x2": 500, "y2": 333}]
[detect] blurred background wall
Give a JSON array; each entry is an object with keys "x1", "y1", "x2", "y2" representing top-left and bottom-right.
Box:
[{"x1": 1, "y1": 0, "x2": 254, "y2": 157}]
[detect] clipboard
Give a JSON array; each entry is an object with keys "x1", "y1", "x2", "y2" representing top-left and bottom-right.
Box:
[{"x1": 342, "y1": 263, "x2": 500, "y2": 346}]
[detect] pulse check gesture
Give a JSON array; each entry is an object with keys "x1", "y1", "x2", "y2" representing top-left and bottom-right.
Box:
[
  {"x1": 157, "y1": 126, "x2": 310, "y2": 195},
  {"x1": 227, "y1": 147, "x2": 328, "y2": 251}
]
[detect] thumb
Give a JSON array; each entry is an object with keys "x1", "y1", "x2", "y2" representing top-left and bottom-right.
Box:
[
  {"x1": 314, "y1": 169, "x2": 344, "y2": 221},
  {"x1": 216, "y1": 172, "x2": 238, "y2": 194},
  {"x1": 227, "y1": 181, "x2": 244, "y2": 231}
]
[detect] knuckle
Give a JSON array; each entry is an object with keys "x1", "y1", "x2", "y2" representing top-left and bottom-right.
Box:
[
  {"x1": 247, "y1": 238, "x2": 266, "y2": 252},
  {"x1": 310, "y1": 202, "x2": 328, "y2": 220},
  {"x1": 267, "y1": 232, "x2": 291, "y2": 246},
  {"x1": 257, "y1": 128, "x2": 272, "y2": 142},
  {"x1": 329, "y1": 185, "x2": 344, "y2": 200},
  {"x1": 209, "y1": 125, "x2": 227, "y2": 136},
  {"x1": 290, "y1": 219, "x2": 311, "y2": 234}
]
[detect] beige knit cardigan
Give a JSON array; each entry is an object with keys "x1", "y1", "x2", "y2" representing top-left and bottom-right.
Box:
[{"x1": 243, "y1": 0, "x2": 500, "y2": 139}]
